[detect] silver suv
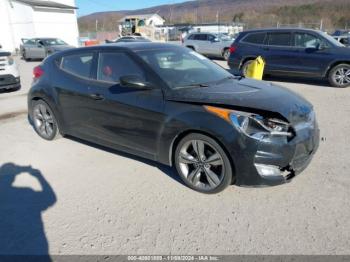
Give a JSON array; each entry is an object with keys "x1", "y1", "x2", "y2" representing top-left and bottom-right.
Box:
[{"x1": 183, "y1": 33, "x2": 234, "y2": 60}]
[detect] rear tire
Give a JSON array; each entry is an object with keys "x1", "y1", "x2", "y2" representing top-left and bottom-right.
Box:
[
  {"x1": 328, "y1": 64, "x2": 350, "y2": 88},
  {"x1": 241, "y1": 59, "x2": 254, "y2": 77},
  {"x1": 223, "y1": 49, "x2": 230, "y2": 61},
  {"x1": 174, "y1": 133, "x2": 233, "y2": 194},
  {"x1": 31, "y1": 100, "x2": 60, "y2": 141}
]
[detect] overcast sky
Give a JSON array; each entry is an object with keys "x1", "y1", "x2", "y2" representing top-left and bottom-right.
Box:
[{"x1": 75, "y1": 0, "x2": 186, "y2": 16}]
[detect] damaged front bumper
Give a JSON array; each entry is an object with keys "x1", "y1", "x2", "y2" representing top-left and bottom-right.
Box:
[{"x1": 234, "y1": 117, "x2": 320, "y2": 187}]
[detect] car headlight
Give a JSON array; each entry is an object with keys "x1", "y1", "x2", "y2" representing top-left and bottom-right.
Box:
[
  {"x1": 8, "y1": 55, "x2": 14, "y2": 65},
  {"x1": 204, "y1": 105, "x2": 293, "y2": 139}
]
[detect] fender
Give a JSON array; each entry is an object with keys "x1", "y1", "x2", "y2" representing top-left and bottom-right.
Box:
[
  {"x1": 323, "y1": 59, "x2": 350, "y2": 77},
  {"x1": 28, "y1": 86, "x2": 68, "y2": 135},
  {"x1": 156, "y1": 105, "x2": 243, "y2": 167}
]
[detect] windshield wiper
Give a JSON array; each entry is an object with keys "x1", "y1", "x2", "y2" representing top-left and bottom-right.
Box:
[
  {"x1": 214, "y1": 75, "x2": 243, "y2": 85},
  {"x1": 174, "y1": 83, "x2": 209, "y2": 89}
]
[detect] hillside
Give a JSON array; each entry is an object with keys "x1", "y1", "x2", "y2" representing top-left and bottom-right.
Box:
[{"x1": 78, "y1": 0, "x2": 350, "y2": 32}]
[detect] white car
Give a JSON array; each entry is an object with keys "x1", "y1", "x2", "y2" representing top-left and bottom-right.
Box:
[
  {"x1": 0, "y1": 48, "x2": 20, "y2": 91},
  {"x1": 183, "y1": 32, "x2": 235, "y2": 60}
]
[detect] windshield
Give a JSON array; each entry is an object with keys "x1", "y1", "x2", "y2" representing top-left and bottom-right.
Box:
[
  {"x1": 137, "y1": 47, "x2": 232, "y2": 89},
  {"x1": 320, "y1": 32, "x2": 344, "y2": 47},
  {"x1": 218, "y1": 34, "x2": 234, "y2": 41},
  {"x1": 42, "y1": 39, "x2": 67, "y2": 46}
]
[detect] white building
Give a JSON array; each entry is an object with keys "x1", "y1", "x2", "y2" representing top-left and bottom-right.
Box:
[
  {"x1": 118, "y1": 14, "x2": 165, "y2": 27},
  {"x1": 0, "y1": 0, "x2": 79, "y2": 52}
]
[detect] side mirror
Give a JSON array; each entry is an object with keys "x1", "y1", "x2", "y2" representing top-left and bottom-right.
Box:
[
  {"x1": 211, "y1": 38, "x2": 220, "y2": 43},
  {"x1": 120, "y1": 75, "x2": 153, "y2": 89}
]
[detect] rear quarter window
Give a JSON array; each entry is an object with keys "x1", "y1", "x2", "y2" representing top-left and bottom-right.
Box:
[
  {"x1": 241, "y1": 33, "x2": 266, "y2": 45},
  {"x1": 60, "y1": 53, "x2": 93, "y2": 79}
]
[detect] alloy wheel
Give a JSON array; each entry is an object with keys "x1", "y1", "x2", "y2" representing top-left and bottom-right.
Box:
[
  {"x1": 333, "y1": 67, "x2": 350, "y2": 86},
  {"x1": 33, "y1": 103, "x2": 55, "y2": 139},
  {"x1": 223, "y1": 49, "x2": 230, "y2": 61},
  {"x1": 178, "y1": 139, "x2": 225, "y2": 190}
]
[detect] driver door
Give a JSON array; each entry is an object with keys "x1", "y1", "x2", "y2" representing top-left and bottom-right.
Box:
[
  {"x1": 31, "y1": 40, "x2": 46, "y2": 58},
  {"x1": 292, "y1": 32, "x2": 334, "y2": 77},
  {"x1": 206, "y1": 34, "x2": 222, "y2": 56},
  {"x1": 86, "y1": 51, "x2": 165, "y2": 157}
]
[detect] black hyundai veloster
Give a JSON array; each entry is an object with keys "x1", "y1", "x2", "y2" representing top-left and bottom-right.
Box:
[{"x1": 28, "y1": 43, "x2": 319, "y2": 193}]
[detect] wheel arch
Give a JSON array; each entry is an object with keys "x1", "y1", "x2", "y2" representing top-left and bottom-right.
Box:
[
  {"x1": 239, "y1": 56, "x2": 257, "y2": 70},
  {"x1": 168, "y1": 129, "x2": 236, "y2": 183},
  {"x1": 29, "y1": 96, "x2": 66, "y2": 135},
  {"x1": 325, "y1": 60, "x2": 350, "y2": 77},
  {"x1": 221, "y1": 47, "x2": 229, "y2": 55},
  {"x1": 186, "y1": 45, "x2": 195, "y2": 51}
]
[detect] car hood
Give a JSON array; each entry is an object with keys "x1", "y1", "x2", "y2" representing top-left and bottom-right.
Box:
[{"x1": 165, "y1": 78, "x2": 313, "y2": 124}]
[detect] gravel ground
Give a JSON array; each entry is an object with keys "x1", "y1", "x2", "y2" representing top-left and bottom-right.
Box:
[{"x1": 0, "y1": 57, "x2": 349, "y2": 255}]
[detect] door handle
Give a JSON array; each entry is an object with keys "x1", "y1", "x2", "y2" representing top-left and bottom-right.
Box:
[{"x1": 89, "y1": 93, "x2": 104, "y2": 100}]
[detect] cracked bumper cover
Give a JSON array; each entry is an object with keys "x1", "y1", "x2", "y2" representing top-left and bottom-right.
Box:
[{"x1": 233, "y1": 119, "x2": 320, "y2": 187}]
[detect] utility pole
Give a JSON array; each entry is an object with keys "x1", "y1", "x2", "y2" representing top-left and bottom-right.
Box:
[{"x1": 216, "y1": 10, "x2": 220, "y2": 33}]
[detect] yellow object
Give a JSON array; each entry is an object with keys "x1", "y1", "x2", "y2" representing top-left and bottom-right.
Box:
[{"x1": 245, "y1": 56, "x2": 265, "y2": 80}]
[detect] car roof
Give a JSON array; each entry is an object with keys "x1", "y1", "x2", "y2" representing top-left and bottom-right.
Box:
[
  {"x1": 35, "y1": 37, "x2": 58, "y2": 39},
  {"x1": 58, "y1": 42, "x2": 182, "y2": 56},
  {"x1": 188, "y1": 32, "x2": 217, "y2": 35},
  {"x1": 240, "y1": 28, "x2": 323, "y2": 34}
]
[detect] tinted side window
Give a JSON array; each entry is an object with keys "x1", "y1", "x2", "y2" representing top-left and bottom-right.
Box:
[
  {"x1": 25, "y1": 39, "x2": 36, "y2": 45},
  {"x1": 294, "y1": 33, "x2": 327, "y2": 48},
  {"x1": 61, "y1": 53, "x2": 93, "y2": 78},
  {"x1": 97, "y1": 52, "x2": 145, "y2": 83},
  {"x1": 194, "y1": 34, "x2": 207, "y2": 41},
  {"x1": 242, "y1": 33, "x2": 266, "y2": 44},
  {"x1": 187, "y1": 34, "x2": 195, "y2": 40},
  {"x1": 268, "y1": 33, "x2": 292, "y2": 46},
  {"x1": 207, "y1": 34, "x2": 216, "y2": 41}
]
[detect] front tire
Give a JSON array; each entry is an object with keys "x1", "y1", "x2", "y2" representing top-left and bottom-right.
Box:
[
  {"x1": 328, "y1": 64, "x2": 350, "y2": 88},
  {"x1": 31, "y1": 100, "x2": 60, "y2": 140},
  {"x1": 174, "y1": 133, "x2": 233, "y2": 194},
  {"x1": 23, "y1": 50, "x2": 30, "y2": 61}
]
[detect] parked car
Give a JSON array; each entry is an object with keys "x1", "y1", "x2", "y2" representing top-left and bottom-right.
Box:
[
  {"x1": 228, "y1": 28, "x2": 350, "y2": 88},
  {"x1": 183, "y1": 32, "x2": 234, "y2": 60},
  {"x1": 0, "y1": 46, "x2": 20, "y2": 91},
  {"x1": 333, "y1": 34, "x2": 350, "y2": 47},
  {"x1": 20, "y1": 38, "x2": 74, "y2": 61},
  {"x1": 332, "y1": 30, "x2": 350, "y2": 36},
  {"x1": 105, "y1": 36, "x2": 151, "y2": 44},
  {"x1": 28, "y1": 43, "x2": 319, "y2": 193}
]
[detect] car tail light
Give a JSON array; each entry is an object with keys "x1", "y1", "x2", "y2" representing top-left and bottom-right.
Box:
[
  {"x1": 33, "y1": 66, "x2": 44, "y2": 80},
  {"x1": 229, "y1": 45, "x2": 237, "y2": 54}
]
